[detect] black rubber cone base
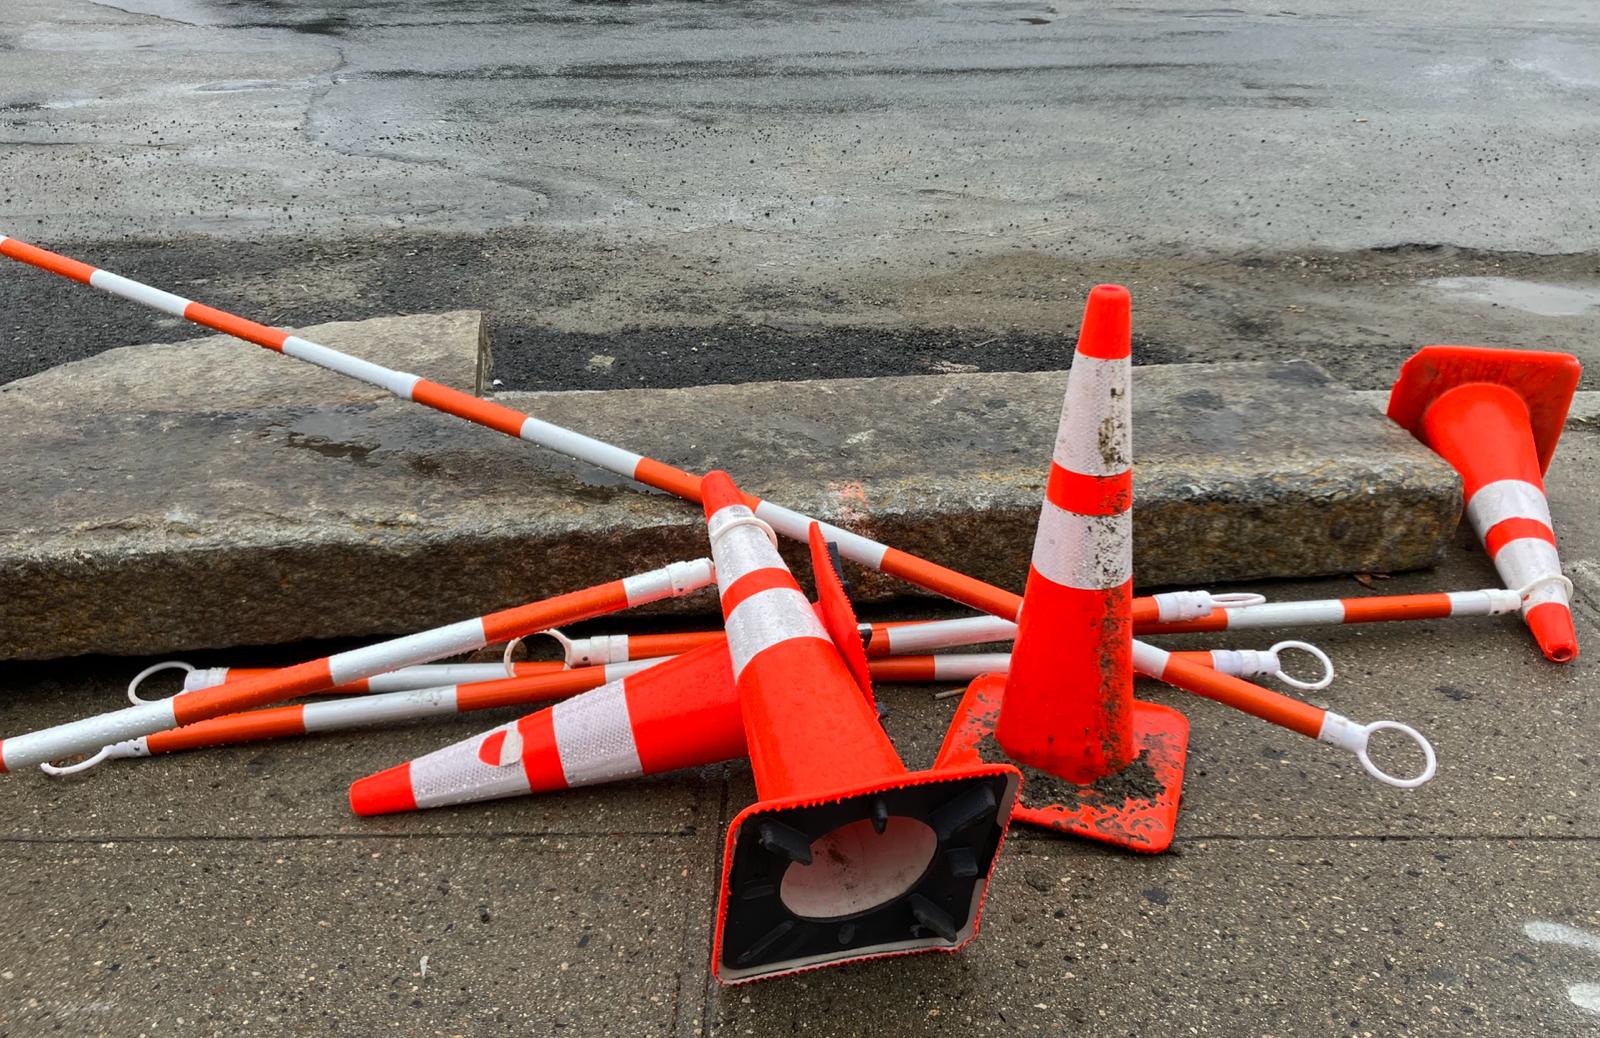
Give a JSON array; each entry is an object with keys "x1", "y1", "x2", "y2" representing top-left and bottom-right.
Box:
[{"x1": 711, "y1": 763, "x2": 1020, "y2": 983}]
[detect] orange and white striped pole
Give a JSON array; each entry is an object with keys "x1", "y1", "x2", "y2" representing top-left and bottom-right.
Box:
[
  {"x1": 150, "y1": 660, "x2": 568, "y2": 699},
  {"x1": 1132, "y1": 643, "x2": 1435, "y2": 788},
  {"x1": 701, "y1": 471, "x2": 1020, "y2": 983},
  {"x1": 0, "y1": 237, "x2": 1412, "y2": 753},
  {"x1": 41, "y1": 658, "x2": 665, "y2": 775},
  {"x1": 549, "y1": 589, "x2": 1264, "y2": 666},
  {"x1": 0, "y1": 558, "x2": 714, "y2": 773},
  {"x1": 1387, "y1": 345, "x2": 1583, "y2": 662},
  {"x1": 0, "y1": 234, "x2": 1254, "y2": 634},
  {"x1": 1140, "y1": 586, "x2": 1524, "y2": 636}
]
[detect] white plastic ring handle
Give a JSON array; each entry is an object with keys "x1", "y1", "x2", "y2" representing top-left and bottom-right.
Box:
[
  {"x1": 1355, "y1": 721, "x2": 1437, "y2": 789},
  {"x1": 127, "y1": 660, "x2": 196, "y2": 705},
  {"x1": 501, "y1": 636, "x2": 528, "y2": 677},
  {"x1": 709, "y1": 512, "x2": 779, "y2": 550},
  {"x1": 1212, "y1": 592, "x2": 1268, "y2": 609},
  {"x1": 1267, "y1": 640, "x2": 1335, "y2": 691},
  {"x1": 1516, "y1": 574, "x2": 1575, "y2": 601},
  {"x1": 39, "y1": 745, "x2": 115, "y2": 777},
  {"x1": 541, "y1": 629, "x2": 576, "y2": 668}
]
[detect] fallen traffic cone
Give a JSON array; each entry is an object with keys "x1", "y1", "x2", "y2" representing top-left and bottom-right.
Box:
[
  {"x1": 1388, "y1": 345, "x2": 1582, "y2": 662},
  {"x1": 701, "y1": 471, "x2": 1020, "y2": 983},
  {"x1": 350, "y1": 640, "x2": 742, "y2": 815},
  {"x1": 944, "y1": 284, "x2": 1188, "y2": 853}
]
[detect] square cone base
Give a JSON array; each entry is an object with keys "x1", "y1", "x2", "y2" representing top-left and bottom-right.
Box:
[
  {"x1": 1387, "y1": 345, "x2": 1581, "y2": 474},
  {"x1": 934, "y1": 674, "x2": 1188, "y2": 853},
  {"x1": 712, "y1": 762, "x2": 1021, "y2": 984}
]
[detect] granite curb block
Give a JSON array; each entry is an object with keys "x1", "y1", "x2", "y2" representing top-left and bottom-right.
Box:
[{"x1": 0, "y1": 317, "x2": 1460, "y2": 658}]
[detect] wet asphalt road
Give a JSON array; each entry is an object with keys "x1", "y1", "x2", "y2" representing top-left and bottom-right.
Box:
[{"x1": 2, "y1": 0, "x2": 1599, "y2": 387}]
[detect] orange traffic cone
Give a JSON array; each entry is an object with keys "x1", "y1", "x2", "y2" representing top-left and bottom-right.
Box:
[
  {"x1": 1388, "y1": 346, "x2": 1582, "y2": 662},
  {"x1": 936, "y1": 285, "x2": 1187, "y2": 853},
  {"x1": 701, "y1": 471, "x2": 1020, "y2": 983},
  {"x1": 349, "y1": 639, "x2": 743, "y2": 815}
]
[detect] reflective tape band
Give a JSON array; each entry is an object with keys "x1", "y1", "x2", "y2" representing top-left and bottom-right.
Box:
[
  {"x1": 300, "y1": 685, "x2": 461, "y2": 733},
  {"x1": 327, "y1": 618, "x2": 488, "y2": 686},
  {"x1": 1131, "y1": 640, "x2": 1171, "y2": 677},
  {"x1": 282, "y1": 336, "x2": 421, "y2": 399},
  {"x1": 0, "y1": 697, "x2": 178, "y2": 771},
  {"x1": 1493, "y1": 539, "x2": 1570, "y2": 610},
  {"x1": 754, "y1": 500, "x2": 891, "y2": 570},
  {"x1": 410, "y1": 721, "x2": 532, "y2": 808},
  {"x1": 709, "y1": 505, "x2": 785, "y2": 587},
  {"x1": 882, "y1": 615, "x2": 1017, "y2": 654},
  {"x1": 1445, "y1": 588, "x2": 1524, "y2": 617},
  {"x1": 621, "y1": 558, "x2": 716, "y2": 605},
  {"x1": 1052, "y1": 354, "x2": 1130, "y2": 477},
  {"x1": 551, "y1": 680, "x2": 643, "y2": 787},
  {"x1": 725, "y1": 586, "x2": 829, "y2": 680},
  {"x1": 932, "y1": 653, "x2": 1012, "y2": 680},
  {"x1": 88, "y1": 270, "x2": 192, "y2": 317},
  {"x1": 1030, "y1": 500, "x2": 1132, "y2": 591},
  {"x1": 1216, "y1": 600, "x2": 1346, "y2": 629},
  {"x1": 1466, "y1": 479, "x2": 1553, "y2": 539},
  {"x1": 518, "y1": 416, "x2": 644, "y2": 479}
]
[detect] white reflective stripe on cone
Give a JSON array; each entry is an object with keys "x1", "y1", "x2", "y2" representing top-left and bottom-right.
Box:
[
  {"x1": 1466, "y1": 479, "x2": 1553, "y2": 535},
  {"x1": 1492, "y1": 538, "x2": 1570, "y2": 611},
  {"x1": 725, "y1": 587, "x2": 829, "y2": 680},
  {"x1": 1052, "y1": 354, "x2": 1130, "y2": 477},
  {"x1": 300, "y1": 685, "x2": 462, "y2": 733},
  {"x1": 551, "y1": 680, "x2": 644, "y2": 787},
  {"x1": 708, "y1": 505, "x2": 782, "y2": 580},
  {"x1": 409, "y1": 721, "x2": 533, "y2": 808},
  {"x1": 1029, "y1": 501, "x2": 1132, "y2": 591}
]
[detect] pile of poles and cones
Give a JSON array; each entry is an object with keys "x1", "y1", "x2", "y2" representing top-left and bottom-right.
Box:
[{"x1": 0, "y1": 235, "x2": 1585, "y2": 982}]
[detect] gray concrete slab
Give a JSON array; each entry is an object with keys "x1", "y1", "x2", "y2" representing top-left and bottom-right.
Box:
[{"x1": 0, "y1": 355, "x2": 1459, "y2": 659}]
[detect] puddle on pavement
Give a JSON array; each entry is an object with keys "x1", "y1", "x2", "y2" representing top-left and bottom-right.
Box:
[{"x1": 1426, "y1": 277, "x2": 1600, "y2": 317}]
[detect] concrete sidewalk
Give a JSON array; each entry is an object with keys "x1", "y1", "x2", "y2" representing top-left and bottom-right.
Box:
[{"x1": 0, "y1": 428, "x2": 1595, "y2": 1036}]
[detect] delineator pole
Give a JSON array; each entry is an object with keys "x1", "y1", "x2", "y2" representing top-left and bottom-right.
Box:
[
  {"x1": 0, "y1": 558, "x2": 714, "y2": 772},
  {"x1": 0, "y1": 237, "x2": 1416, "y2": 756},
  {"x1": 1140, "y1": 587, "x2": 1524, "y2": 635}
]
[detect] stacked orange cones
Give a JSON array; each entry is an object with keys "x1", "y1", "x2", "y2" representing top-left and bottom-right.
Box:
[{"x1": 699, "y1": 471, "x2": 1020, "y2": 982}]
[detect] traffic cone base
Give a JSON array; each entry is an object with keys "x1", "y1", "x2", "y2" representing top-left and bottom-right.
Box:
[
  {"x1": 935, "y1": 674, "x2": 1187, "y2": 853},
  {"x1": 1388, "y1": 345, "x2": 1582, "y2": 662},
  {"x1": 1388, "y1": 345, "x2": 1580, "y2": 474},
  {"x1": 713, "y1": 761, "x2": 1020, "y2": 984}
]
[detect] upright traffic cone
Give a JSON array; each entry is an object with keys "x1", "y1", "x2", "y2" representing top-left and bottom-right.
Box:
[
  {"x1": 936, "y1": 284, "x2": 1187, "y2": 853},
  {"x1": 701, "y1": 471, "x2": 1020, "y2": 983},
  {"x1": 349, "y1": 639, "x2": 744, "y2": 815},
  {"x1": 1388, "y1": 346, "x2": 1582, "y2": 662}
]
